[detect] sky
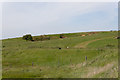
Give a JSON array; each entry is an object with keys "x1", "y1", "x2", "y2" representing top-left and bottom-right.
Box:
[{"x1": 1, "y1": 2, "x2": 118, "y2": 39}]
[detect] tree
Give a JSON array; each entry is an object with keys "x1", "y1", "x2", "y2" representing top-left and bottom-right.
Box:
[{"x1": 22, "y1": 34, "x2": 33, "y2": 41}]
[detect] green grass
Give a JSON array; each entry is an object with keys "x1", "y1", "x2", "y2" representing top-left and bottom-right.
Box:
[{"x1": 2, "y1": 31, "x2": 118, "y2": 78}]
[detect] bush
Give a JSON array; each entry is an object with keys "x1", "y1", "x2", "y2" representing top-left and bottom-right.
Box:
[
  {"x1": 106, "y1": 44, "x2": 115, "y2": 48},
  {"x1": 22, "y1": 34, "x2": 33, "y2": 41},
  {"x1": 60, "y1": 34, "x2": 64, "y2": 38}
]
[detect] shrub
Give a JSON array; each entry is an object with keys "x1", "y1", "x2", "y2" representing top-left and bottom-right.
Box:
[
  {"x1": 60, "y1": 34, "x2": 64, "y2": 38},
  {"x1": 106, "y1": 44, "x2": 114, "y2": 48},
  {"x1": 22, "y1": 34, "x2": 33, "y2": 41},
  {"x1": 3, "y1": 46, "x2": 5, "y2": 48}
]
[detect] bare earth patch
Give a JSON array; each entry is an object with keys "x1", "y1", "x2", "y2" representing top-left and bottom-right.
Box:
[
  {"x1": 68, "y1": 62, "x2": 86, "y2": 70},
  {"x1": 74, "y1": 37, "x2": 112, "y2": 48},
  {"x1": 83, "y1": 62, "x2": 115, "y2": 78}
]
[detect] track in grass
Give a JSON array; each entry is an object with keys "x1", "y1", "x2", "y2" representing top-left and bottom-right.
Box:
[{"x1": 74, "y1": 37, "x2": 113, "y2": 49}]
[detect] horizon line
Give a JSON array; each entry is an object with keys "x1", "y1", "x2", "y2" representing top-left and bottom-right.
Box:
[{"x1": 1, "y1": 29, "x2": 118, "y2": 40}]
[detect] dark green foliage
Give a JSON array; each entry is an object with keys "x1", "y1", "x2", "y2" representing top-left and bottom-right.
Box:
[
  {"x1": 117, "y1": 37, "x2": 120, "y2": 39},
  {"x1": 3, "y1": 46, "x2": 5, "y2": 48},
  {"x1": 106, "y1": 44, "x2": 115, "y2": 48},
  {"x1": 22, "y1": 34, "x2": 33, "y2": 41},
  {"x1": 60, "y1": 34, "x2": 64, "y2": 38}
]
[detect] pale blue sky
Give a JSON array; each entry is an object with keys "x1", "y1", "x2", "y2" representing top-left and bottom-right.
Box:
[{"x1": 2, "y1": 2, "x2": 118, "y2": 39}]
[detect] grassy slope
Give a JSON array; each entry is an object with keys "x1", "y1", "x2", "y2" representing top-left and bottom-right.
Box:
[{"x1": 2, "y1": 31, "x2": 118, "y2": 78}]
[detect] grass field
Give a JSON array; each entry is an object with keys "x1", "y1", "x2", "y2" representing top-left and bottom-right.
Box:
[{"x1": 2, "y1": 31, "x2": 118, "y2": 78}]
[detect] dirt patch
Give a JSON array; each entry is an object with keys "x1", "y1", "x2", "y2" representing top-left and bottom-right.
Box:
[
  {"x1": 74, "y1": 37, "x2": 112, "y2": 48},
  {"x1": 68, "y1": 62, "x2": 87, "y2": 70},
  {"x1": 83, "y1": 62, "x2": 115, "y2": 78}
]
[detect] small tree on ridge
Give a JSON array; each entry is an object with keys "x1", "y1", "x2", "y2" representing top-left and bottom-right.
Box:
[{"x1": 23, "y1": 34, "x2": 33, "y2": 41}]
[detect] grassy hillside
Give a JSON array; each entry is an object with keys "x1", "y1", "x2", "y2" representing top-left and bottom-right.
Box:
[{"x1": 2, "y1": 31, "x2": 118, "y2": 78}]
